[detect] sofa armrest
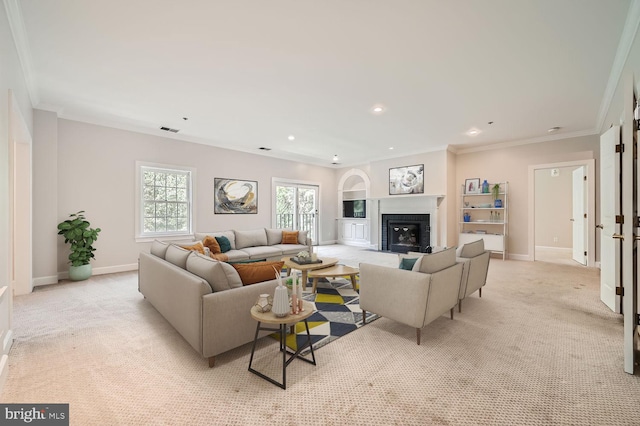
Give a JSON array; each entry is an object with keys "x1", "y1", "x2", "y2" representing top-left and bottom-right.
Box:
[
  {"x1": 423, "y1": 262, "x2": 464, "y2": 325},
  {"x1": 359, "y1": 263, "x2": 432, "y2": 328},
  {"x1": 201, "y1": 279, "x2": 280, "y2": 358},
  {"x1": 457, "y1": 251, "x2": 490, "y2": 299}
]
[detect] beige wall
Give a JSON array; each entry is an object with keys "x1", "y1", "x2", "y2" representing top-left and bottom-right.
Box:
[
  {"x1": 32, "y1": 118, "x2": 338, "y2": 280},
  {"x1": 534, "y1": 166, "x2": 577, "y2": 248},
  {"x1": 455, "y1": 135, "x2": 599, "y2": 258}
]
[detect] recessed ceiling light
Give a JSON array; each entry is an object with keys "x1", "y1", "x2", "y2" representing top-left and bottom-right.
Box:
[
  {"x1": 288, "y1": 135, "x2": 295, "y2": 141},
  {"x1": 370, "y1": 104, "x2": 386, "y2": 115},
  {"x1": 332, "y1": 154, "x2": 339, "y2": 162},
  {"x1": 389, "y1": 147, "x2": 394, "y2": 150},
  {"x1": 548, "y1": 126, "x2": 561, "y2": 133},
  {"x1": 466, "y1": 128, "x2": 481, "y2": 137},
  {"x1": 259, "y1": 147, "x2": 271, "y2": 151}
]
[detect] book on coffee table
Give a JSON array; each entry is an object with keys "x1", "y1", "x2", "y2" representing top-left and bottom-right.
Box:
[{"x1": 290, "y1": 257, "x2": 322, "y2": 265}]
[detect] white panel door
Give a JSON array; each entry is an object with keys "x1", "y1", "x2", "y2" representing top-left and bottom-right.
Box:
[
  {"x1": 571, "y1": 167, "x2": 587, "y2": 265},
  {"x1": 599, "y1": 126, "x2": 621, "y2": 313}
]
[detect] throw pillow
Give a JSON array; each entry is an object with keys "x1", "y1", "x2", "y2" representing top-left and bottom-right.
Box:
[
  {"x1": 282, "y1": 230, "x2": 299, "y2": 244},
  {"x1": 298, "y1": 230, "x2": 309, "y2": 245},
  {"x1": 460, "y1": 239, "x2": 485, "y2": 258},
  {"x1": 418, "y1": 247, "x2": 456, "y2": 274},
  {"x1": 399, "y1": 257, "x2": 420, "y2": 270},
  {"x1": 231, "y1": 261, "x2": 285, "y2": 285},
  {"x1": 202, "y1": 235, "x2": 222, "y2": 254},
  {"x1": 179, "y1": 242, "x2": 205, "y2": 255},
  {"x1": 215, "y1": 235, "x2": 232, "y2": 253},
  {"x1": 398, "y1": 253, "x2": 423, "y2": 271}
]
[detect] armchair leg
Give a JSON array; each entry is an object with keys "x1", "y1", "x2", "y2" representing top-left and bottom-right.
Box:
[
  {"x1": 458, "y1": 299, "x2": 462, "y2": 313},
  {"x1": 362, "y1": 310, "x2": 367, "y2": 324},
  {"x1": 208, "y1": 356, "x2": 215, "y2": 368},
  {"x1": 416, "y1": 328, "x2": 421, "y2": 345},
  {"x1": 450, "y1": 308, "x2": 454, "y2": 320},
  {"x1": 479, "y1": 288, "x2": 482, "y2": 297}
]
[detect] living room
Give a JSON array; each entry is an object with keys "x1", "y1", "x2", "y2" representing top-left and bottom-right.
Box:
[{"x1": 2, "y1": 1, "x2": 640, "y2": 424}]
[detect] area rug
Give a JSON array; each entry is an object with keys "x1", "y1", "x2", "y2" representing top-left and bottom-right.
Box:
[{"x1": 272, "y1": 275, "x2": 379, "y2": 354}]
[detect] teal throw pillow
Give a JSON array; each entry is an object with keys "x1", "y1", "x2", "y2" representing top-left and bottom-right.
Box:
[
  {"x1": 215, "y1": 236, "x2": 232, "y2": 253},
  {"x1": 399, "y1": 257, "x2": 419, "y2": 270}
]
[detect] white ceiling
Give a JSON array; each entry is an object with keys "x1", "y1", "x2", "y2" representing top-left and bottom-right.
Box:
[{"x1": 8, "y1": 0, "x2": 636, "y2": 167}]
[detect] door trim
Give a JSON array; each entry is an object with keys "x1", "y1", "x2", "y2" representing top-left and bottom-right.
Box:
[{"x1": 527, "y1": 159, "x2": 595, "y2": 266}]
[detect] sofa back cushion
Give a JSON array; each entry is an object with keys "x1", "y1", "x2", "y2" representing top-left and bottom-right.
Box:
[
  {"x1": 231, "y1": 261, "x2": 284, "y2": 285},
  {"x1": 234, "y1": 229, "x2": 268, "y2": 249},
  {"x1": 459, "y1": 239, "x2": 485, "y2": 258},
  {"x1": 150, "y1": 240, "x2": 170, "y2": 259},
  {"x1": 265, "y1": 228, "x2": 283, "y2": 245},
  {"x1": 418, "y1": 247, "x2": 456, "y2": 274},
  {"x1": 165, "y1": 245, "x2": 192, "y2": 269},
  {"x1": 186, "y1": 252, "x2": 243, "y2": 292}
]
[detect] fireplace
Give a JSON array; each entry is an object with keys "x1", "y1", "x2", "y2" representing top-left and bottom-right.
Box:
[{"x1": 381, "y1": 214, "x2": 430, "y2": 253}]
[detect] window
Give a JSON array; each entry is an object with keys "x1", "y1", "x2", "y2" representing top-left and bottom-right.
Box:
[{"x1": 136, "y1": 162, "x2": 194, "y2": 240}]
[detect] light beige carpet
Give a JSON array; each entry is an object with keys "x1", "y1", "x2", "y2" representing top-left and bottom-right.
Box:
[{"x1": 2, "y1": 246, "x2": 640, "y2": 425}]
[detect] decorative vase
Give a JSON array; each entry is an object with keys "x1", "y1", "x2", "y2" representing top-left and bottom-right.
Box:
[
  {"x1": 494, "y1": 199, "x2": 503, "y2": 208},
  {"x1": 69, "y1": 264, "x2": 92, "y2": 281},
  {"x1": 272, "y1": 268, "x2": 290, "y2": 318},
  {"x1": 255, "y1": 294, "x2": 273, "y2": 313},
  {"x1": 463, "y1": 213, "x2": 471, "y2": 222},
  {"x1": 482, "y1": 180, "x2": 489, "y2": 193}
]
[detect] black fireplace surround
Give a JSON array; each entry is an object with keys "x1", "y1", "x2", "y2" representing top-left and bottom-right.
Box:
[{"x1": 381, "y1": 214, "x2": 430, "y2": 254}]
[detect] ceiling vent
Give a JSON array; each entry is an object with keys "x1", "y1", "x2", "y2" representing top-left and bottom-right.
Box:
[
  {"x1": 160, "y1": 126, "x2": 180, "y2": 133},
  {"x1": 259, "y1": 147, "x2": 272, "y2": 151}
]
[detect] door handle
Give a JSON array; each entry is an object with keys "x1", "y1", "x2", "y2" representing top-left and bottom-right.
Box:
[
  {"x1": 570, "y1": 219, "x2": 575, "y2": 222},
  {"x1": 596, "y1": 224, "x2": 603, "y2": 229},
  {"x1": 612, "y1": 233, "x2": 624, "y2": 240}
]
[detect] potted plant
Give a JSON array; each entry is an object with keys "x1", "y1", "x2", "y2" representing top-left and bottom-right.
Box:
[
  {"x1": 492, "y1": 184, "x2": 503, "y2": 208},
  {"x1": 57, "y1": 211, "x2": 101, "y2": 281}
]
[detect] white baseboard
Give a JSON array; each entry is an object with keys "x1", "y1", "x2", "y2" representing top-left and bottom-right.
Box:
[
  {"x1": 317, "y1": 240, "x2": 337, "y2": 246},
  {"x1": 507, "y1": 253, "x2": 529, "y2": 261},
  {"x1": 535, "y1": 245, "x2": 572, "y2": 252},
  {"x1": 55, "y1": 263, "x2": 139, "y2": 282},
  {"x1": 33, "y1": 275, "x2": 59, "y2": 287}
]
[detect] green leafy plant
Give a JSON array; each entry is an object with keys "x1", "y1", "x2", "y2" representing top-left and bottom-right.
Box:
[
  {"x1": 57, "y1": 211, "x2": 101, "y2": 266},
  {"x1": 491, "y1": 184, "x2": 501, "y2": 200}
]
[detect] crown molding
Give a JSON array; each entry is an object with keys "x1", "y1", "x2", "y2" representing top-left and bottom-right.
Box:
[
  {"x1": 454, "y1": 128, "x2": 599, "y2": 155},
  {"x1": 4, "y1": 0, "x2": 39, "y2": 107},
  {"x1": 595, "y1": 0, "x2": 640, "y2": 132}
]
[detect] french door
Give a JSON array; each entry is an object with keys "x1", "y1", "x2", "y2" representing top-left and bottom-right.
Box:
[{"x1": 273, "y1": 182, "x2": 319, "y2": 245}]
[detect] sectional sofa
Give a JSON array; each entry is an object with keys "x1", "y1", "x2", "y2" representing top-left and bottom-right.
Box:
[{"x1": 138, "y1": 228, "x2": 312, "y2": 367}]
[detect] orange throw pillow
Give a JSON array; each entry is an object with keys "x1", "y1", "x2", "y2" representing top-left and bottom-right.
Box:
[
  {"x1": 202, "y1": 235, "x2": 222, "y2": 254},
  {"x1": 232, "y1": 261, "x2": 284, "y2": 285},
  {"x1": 281, "y1": 230, "x2": 299, "y2": 244},
  {"x1": 179, "y1": 242, "x2": 205, "y2": 255}
]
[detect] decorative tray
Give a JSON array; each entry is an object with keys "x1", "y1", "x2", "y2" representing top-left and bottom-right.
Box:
[{"x1": 290, "y1": 257, "x2": 322, "y2": 265}]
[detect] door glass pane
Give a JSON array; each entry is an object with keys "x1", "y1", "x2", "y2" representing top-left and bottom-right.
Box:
[
  {"x1": 276, "y1": 186, "x2": 295, "y2": 229},
  {"x1": 297, "y1": 187, "x2": 317, "y2": 242}
]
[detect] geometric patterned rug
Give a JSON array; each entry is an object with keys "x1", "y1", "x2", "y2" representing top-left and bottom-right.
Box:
[{"x1": 271, "y1": 275, "x2": 379, "y2": 355}]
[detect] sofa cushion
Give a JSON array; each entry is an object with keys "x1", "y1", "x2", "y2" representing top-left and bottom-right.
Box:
[
  {"x1": 231, "y1": 261, "x2": 284, "y2": 285},
  {"x1": 186, "y1": 252, "x2": 243, "y2": 292},
  {"x1": 195, "y1": 231, "x2": 236, "y2": 249},
  {"x1": 282, "y1": 230, "x2": 299, "y2": 244},
  {"x1": 241, "y1": 246, "x2": 283, "y2": 259},
  {"x1": 459, "y1": 239, "x2": 485, "y2": 258},
  {"x1": 150, "y1": 240, "x2": 169, "y2": 259},
  {"x1": 179, "y1": 241, "x2": 205, "y2": 255},
  {"x1": 234, "y1": 229, "x2": 268, "y2": 249},
  {"x1": 202, "y1": 235, "x2": 222, "y2": 254},
  {"x1": 418, "y1": 247, "x2": 456, "y2": 274},
  {"x1": 298, "y1": 230, "x2": 309, "y2": 245},
  {"x1": 265, "y1": 228, "x2": 283, "y2": 245},
  {"x1": 165, "y1": 245, "x2": 192, "y2": 269},
  {"x1": 273, "y1": 244, "x2": 308, "y2": 255},
  {"x1": 215, "y1": 236, "x2": 232, "y2": 253},
  {"x1": 398, "y1": 254, "x2": 423, "y2": 271}
]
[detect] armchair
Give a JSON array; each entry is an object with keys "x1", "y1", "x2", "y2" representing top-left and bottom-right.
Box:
[
  {"x1": 359, "y1": 248, "x2": 464, "y2": 345},
  {"x1": 456, "y1": 238, "x2": 490, "y2": 312}
]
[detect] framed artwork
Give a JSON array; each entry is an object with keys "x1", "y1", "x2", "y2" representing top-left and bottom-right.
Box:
[
  {"x1": 389, "y1": 164, "x2": 424, "y2": 195},
  {"x1": 465, "y1": 178, "x2": 481, "y2": 194},
  {"x1": 214, "y1": 178, "x2": 258, "y2": 214}
]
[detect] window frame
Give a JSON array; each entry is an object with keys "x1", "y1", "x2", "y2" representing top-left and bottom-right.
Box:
[{"x1": 135, "y1": 161, "x2": 196, "y2": 242}]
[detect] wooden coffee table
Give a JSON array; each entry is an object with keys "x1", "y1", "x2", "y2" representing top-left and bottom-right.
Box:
[
  {"x1": 308, "y1": 265, "x2": 359, "y2": 293},
  {"x1": 282, "y1": 256, "x2": 338, "y2": 290}
]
